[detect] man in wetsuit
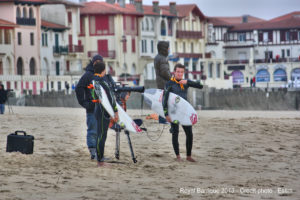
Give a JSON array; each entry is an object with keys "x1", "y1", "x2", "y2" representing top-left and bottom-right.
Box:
[
  {"x1": 163, "y1": 63, "x2": 203, "y2": 162},
  {"x1": 90, "y1": 62, "x2": 119, "y2": 167}
]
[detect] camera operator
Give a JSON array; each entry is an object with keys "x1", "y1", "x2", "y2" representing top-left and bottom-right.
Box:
[{"x1": 0, "y1": 84, "x2": 10, "y2": 114}]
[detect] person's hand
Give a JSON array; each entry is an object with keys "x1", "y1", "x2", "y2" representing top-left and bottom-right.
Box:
[
  {"x1": 113, "y1": 112, "x2": 119, "y2": 122},
  {"x1": 165, "y1": 116, "x2": 171, "y2": 123},
  {"x1": 179, "y1": 80, "x2": 187, "y2": 85}
]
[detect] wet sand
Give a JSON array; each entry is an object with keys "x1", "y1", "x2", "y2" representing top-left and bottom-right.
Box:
[{"x1": 0, "y1": 107, "x2": 299, "y2": 200}]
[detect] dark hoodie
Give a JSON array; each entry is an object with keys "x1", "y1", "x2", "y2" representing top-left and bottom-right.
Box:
[
  {"x1": 154, "y1": 41, "x2": 172, "y2": 89},
  {"x1": 75, "y1": 55, "x2": 103, "y2": 113},
  {"x1": 0, "y1": 84, "x2": 8, "y2": 104}
]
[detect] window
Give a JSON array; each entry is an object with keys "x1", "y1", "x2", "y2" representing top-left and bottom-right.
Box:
[
  {"x1": 56, "y1": 61, "x2": 60, "y2": 75},
  {"x1": 151, "y1": 40, "x2": 154, "y2": 53},
  {"x1": 191, "y1": 43, "x2": 194, "y2": 53},
  {"x1": 80, "y1": 17, "x2": 85, "y2": 35},
  {"x1": 4, "y1": 29, "x2": 10, "y2": 44},
  {"x1": 66, "y1": 61, "x2": 70, "y2": 72},
  {"x1": 29, "y1": 8, "x2": 33, "y2": 18},
  {"x1": 23, "y1": 7, "x2": 27, "y2": 18},
  {"x1": 217, "y1": 63, "x2": 221, "y2": 78},
  {"x1": 160, "y1": 20, "x2": 166, "y2": 36},
  {"x1": 146, "y1": 18, "x2": 149, "y2": 31},
  {"x1": 281, "y1": 49, "x2": 285, "y2": 58},
  {"x1": 238, "y1": 33, "x2": 246, "y2": 42},
  {"x1": 16, "y1": 7, "x2": 21, "y2": 18},
  {"x1": 151, "y1": 19, "x2": 154, "y2": 31},
  {"x1": 68, "y1": 12, "x2": 72, "y2": 24},
  {"x1": 0, "y1": 30, "x2": 2, "y2": 44},
  {"x1": 144, "y1": 40, "x2": 147, "y2": 53},
  {"x1": 287, "y1": 49, "x2": 290, "y2": 57},
  {"x1": 142, "y1": 21, "x2": 144, "y2": 31},
  {"x1": 175, "y1": 42, "x2": 177, "y2": 52},
  {"x1": 168, "y1": 18, "x2": 172, "y2": 36},
  {"x1": 17, "y1": 57, "x2": 23, "y2": 75},
  {"x1": 298, "y1": 32, "x2": 300, "y2": 40},
  {"x1": 285, "y1": 31, "x2": 290, "y2": 41},
  {"x1": 29, "y1": 58, "x2": 35, "y2": 75},
  {"x1": 209, "y1": 63, "x2": 213, "y2": 78},
  {"x1": 18, "y1": 32, "x2": 22, "y2": 45},
  {"x1": 132, "y1": 38, "x2": 135, "y2": 53},
  {"x1": 30, "y1": 33, "x2": 34, "y2": 45},
  {"x1": 263, "y1": 32, "x2": 268, "y2": 42},
  {"x1": 183, "y1": 42, "x2": 186, "y2": 53},
  {"x1": 45, "y1": 33, "x2": 48, "y2": 46}
]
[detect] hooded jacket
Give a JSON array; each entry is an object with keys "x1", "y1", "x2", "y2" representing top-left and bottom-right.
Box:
[
  {"x1": 75, "y1": 55, "x2": 103, "y2": 113},
  {"x1": 154, "y1": 41, "x2": 172, "y2": 89},
  {"x1": 0, "y1": 84, "x2": 8, "y2": 104}
]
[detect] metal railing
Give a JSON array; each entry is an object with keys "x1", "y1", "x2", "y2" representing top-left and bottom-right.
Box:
[
  {"x1": 88, "y1": 51, "x2": 116, "y2": 59},
  {"x1": 16, "y1": 17, "x2": 36, "y2": 26},
  {"x1": 53, "y1": 46, "x2": 68, "y2": 55},
  {"x1": 176, "y1": 30, "x2": 203, "y2": 39},
  {"x1": 68, "y1": 45, "x2": 84, "y2": 53}
]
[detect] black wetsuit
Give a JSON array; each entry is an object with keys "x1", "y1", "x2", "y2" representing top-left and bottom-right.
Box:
[
  {"x1": 163, "y1": 79, "x2": 203, "y2": 156},
  {"x1": 92, "y1": 75, "x2": 118, "y2": 162}
]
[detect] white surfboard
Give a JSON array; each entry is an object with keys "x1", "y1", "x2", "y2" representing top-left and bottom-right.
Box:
[
  {"x1": 93, "y1": 80, "x2": 142, "y2": 133},
  {"x1": 143, "y1": 88, "x2": 198, "y2": 126}
]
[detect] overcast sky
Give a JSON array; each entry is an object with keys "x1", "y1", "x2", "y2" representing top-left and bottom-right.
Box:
[{"x1": 80, "y1": 0, "x2": 300, "y2": 20}]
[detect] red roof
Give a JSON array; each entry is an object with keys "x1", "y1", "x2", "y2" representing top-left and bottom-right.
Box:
[
  {"x1": 230, "y1": 16, "x2": 300, "y2": 31},
  {"x1": 47, "y1": 0, "x2": 83, "y2": 7},
  {"x1": 208, "y1": 15, "x2": 265, "y2": 26},
  {"x1": 0, "y1": 18, "x2": 18, "y2": 27},
  {"x1": 160, "y1": 4, "x2": 205, "y2": 19},
  {"x1": 269, "y1": 11, "x2": 300, "y2": 22},
  {"x1": 41, "y1": 20, "x2": 69, "y2": 30},
  {"x1": 80, "y1": 1, "x2": 143, "y2": 16}
]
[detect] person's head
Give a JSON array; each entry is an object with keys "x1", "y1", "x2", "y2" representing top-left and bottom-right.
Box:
[
  {"x1": 0, "y1": 84, "x2": 3, "y2": 90},
  {"x1": 94, "y1": 61, "x2": 106, "y2": 75},
  {"x1": 120, "y1": 92, "x2": 131, "y2": 101},
  {"x1": 157, "y1": 41, "x2": 169, "y2": 56},
  {"x1": 174, "y1": 63, "x2": 185, "y2": 80},
  {"x1": 92, "y1": 54, "x2": 103, "y2": 65}
]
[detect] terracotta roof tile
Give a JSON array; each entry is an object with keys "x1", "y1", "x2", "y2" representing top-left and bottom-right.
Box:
[
  {"x1": 41, "y1": 20, "x2": 69, "y2": 30},
  {"x1": 160, "y1": 4, "x2": 205, "y2": 19},
  {"x1": 208, "y1": 15, "x2": 265, "y2": 26},
  {"x1": 80, "y1": 1, "x2": 143, "y2": 16},
  {"x1": 0, "y1": 18, "x2": 18, "y2": 27},
  {"x1": 270, "y1": 11, "x2": 300, "y2": 22},
  {"x1": 0, "y1": 0, "x2": 49, "y2": 4}
]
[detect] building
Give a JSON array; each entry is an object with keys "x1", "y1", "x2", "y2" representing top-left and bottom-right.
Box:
[
  {"x1": 0, "y1": 18, "x2": 17, "y2": 84},
  {"x1": 0, "y1": 0, "x2": 49, "y2": 95},
  {"x1": 140, "y1": 1, "x2": 177, "y2": 81},
  {"x1": 79, "y1": 0, "x2": 143, "y2": 85},
  {"x1": 207, "y1": 13, "x2": 300, "y2": 88}
]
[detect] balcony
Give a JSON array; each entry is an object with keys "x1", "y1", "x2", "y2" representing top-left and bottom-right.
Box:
[
  {"x1": 174, "y1": 52, "x2": 203, "y2": 58},
  {"x1": 176, "y1": 30, "x2": 203, "y2": 39},
  {"x1": 224, "y1": 60, "x2": 249, "y2": 64},
  {"x1": 254, "y1": 57, "x2": 300, "y2": 64},
  {"x1": 16, "y1": 17, "x2": 36, "y2": 26},
  {"x1": 68, "y1": 45, "x2": 84, "y2": 53},
  {"x1": 88, "y1": 51, "x2": 116, "y2": 59},
  {"x1": 53, "y1": 46, "x2": 68, "y2": 55}
]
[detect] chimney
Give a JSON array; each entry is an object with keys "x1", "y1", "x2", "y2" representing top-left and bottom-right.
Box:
[
  {"x1": 152, "y1": 1, "x2": 159, "y2": 13},
  {"x1": 134, "y1": 0, "x2": 144, "y2": 13},
  {"x1": 106, "y1": 0, "x2": 115, "y2": 4},
  {"x1": 242, "y1": 15, "x2": 248, "y2": 23},
  {"x1": 169, "y1": 2, "x2": 177, "y2": 15},
  {"x1": 118, "y1": 0, "x2": 125, "y2": 8}
]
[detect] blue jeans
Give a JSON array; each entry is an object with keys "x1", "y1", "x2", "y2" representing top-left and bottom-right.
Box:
[
  {"x1": 86, "y1": 112, "x2": 97, "y2": 148},
  {"x1": 0, "y1": 104, "x2": 4, "y2": 114}
]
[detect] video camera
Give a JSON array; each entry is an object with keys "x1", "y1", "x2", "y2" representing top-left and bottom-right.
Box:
[{"x1": 112, "y1": 82, "x2": 144, "y2": 102}]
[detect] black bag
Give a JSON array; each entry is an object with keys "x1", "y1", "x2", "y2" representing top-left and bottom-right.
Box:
[{"x1": 6, "y1": 131, "x2": 34, "y2": 154}]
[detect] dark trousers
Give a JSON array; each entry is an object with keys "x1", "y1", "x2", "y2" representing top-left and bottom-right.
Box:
[
  {"x1": 95, "y1": 104, "x2": 110, "y2": 162},
  {"x1": 170, "y1": 123, "x2": 193, "y2": 156}
]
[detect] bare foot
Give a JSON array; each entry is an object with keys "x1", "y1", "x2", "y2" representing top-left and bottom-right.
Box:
[
  {"x1": 97, "y1": 162, "x2": 111, "y2": 168},
  {"x1": 175, "y1": 155, "x2": 183, "y2": 162},
  {"x1": 186, "y1": 156, "x2": 196, "y2": 162}
]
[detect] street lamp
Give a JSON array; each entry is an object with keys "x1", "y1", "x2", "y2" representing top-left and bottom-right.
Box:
[{"x1": 121, "y1": 35, "x2": 127, "y2": 81}]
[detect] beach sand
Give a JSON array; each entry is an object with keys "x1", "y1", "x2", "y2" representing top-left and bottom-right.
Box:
[{"x1": 0, "y1": 107, "x2": 299, "y2": 200}]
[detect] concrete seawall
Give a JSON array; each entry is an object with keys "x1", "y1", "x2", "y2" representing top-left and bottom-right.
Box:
[{"x1": 7, "y1": 81, "x2": 300, "y2": 110}]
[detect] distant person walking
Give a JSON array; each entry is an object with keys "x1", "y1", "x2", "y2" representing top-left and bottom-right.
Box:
[
  {"x1": 250, "y1": 78, "x2": 253, "y2": 87},
  {"x1": 252, "y1": 76, "x2": 256, "y2": 87},
  {"x1": 0, "y1": 84, "x2": 9, "y2": 114}
]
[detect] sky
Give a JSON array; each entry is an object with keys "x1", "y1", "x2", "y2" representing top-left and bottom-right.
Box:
[{"x1": 76, "y1": 0, "x2": 300, "y2": 20}]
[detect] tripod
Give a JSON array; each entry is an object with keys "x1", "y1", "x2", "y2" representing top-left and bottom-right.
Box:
[{"x1": 114, "y1": 127, "x2": 137, "y2": 163}]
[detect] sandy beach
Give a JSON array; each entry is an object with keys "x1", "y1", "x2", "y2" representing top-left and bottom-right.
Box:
[{"x1": 0, "y1": 106, "x2": 299, "y2": 200}]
